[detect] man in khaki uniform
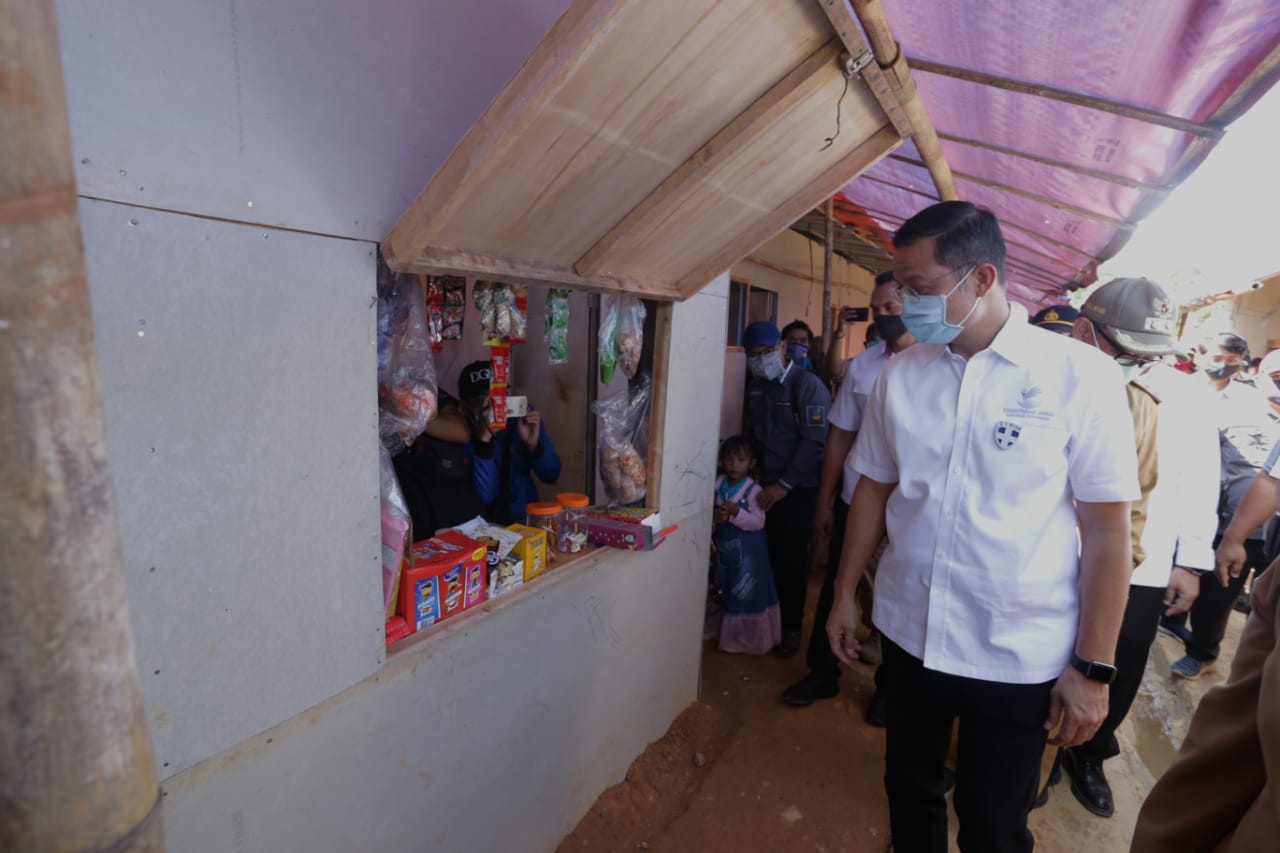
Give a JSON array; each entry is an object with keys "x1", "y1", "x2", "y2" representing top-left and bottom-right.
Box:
[
  {"x1": 1131, "y1": 562, "x2": 1280, "y2": 852},
  {"x1": 1038, "y1": 278, "x2": 1216, "y2": 814}
]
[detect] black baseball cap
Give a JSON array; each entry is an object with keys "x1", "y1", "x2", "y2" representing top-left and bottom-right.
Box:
[{"x1": 458, "y1": 361, "x2": 492, "y2": 399}]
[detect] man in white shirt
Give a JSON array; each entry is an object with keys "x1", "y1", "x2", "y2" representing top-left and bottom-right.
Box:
[
  {"x1": 827, "y1": 202, "x2": 1139, "y2": 853},
  {"x1": 1045, "y1": 277, "x2": 1218, "y2": 819},
  {"x1": 783, "y1": 271, "x2": 915, "y2": 710}
]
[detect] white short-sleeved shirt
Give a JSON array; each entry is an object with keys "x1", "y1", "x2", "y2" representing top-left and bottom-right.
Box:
[
  {"x1": 851, "y1": 303, "x2": 1140, "y2": 683},
  {"x1": 1129, "y1": 364, "x2": 1219, "y2": 587},
  {"x1": 829, "y1": 344, "x2": 895, "y2": 504}
]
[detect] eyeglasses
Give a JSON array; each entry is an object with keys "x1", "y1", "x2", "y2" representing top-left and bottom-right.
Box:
[{"x1": 899, "y1": 264, "x2": 976, "y2": 299}]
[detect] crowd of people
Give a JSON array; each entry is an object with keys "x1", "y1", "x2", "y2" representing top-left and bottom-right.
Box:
[{"x1": 709, "y1": 200, "x2": 1280, "y2": 852}]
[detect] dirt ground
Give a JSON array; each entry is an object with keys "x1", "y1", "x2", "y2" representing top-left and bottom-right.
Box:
[{"x1": 560, "y1": 574, "x2": 1247, "y2": 853}]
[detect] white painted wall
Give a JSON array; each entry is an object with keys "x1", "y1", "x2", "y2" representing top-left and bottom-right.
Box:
[{"x1": 58, "y1": 0, "x2": 728, "y2": 849}]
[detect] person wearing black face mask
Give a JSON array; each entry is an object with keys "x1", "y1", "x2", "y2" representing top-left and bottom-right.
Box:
[
  {"x1": 1197, "y1": 332, "x2": 1252, "y2": 389},
  {"x1": 783, "y1": 271, "x2": 915, "y2": 712}
]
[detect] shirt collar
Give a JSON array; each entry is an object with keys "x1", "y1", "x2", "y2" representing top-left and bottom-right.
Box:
[
  {"x1": 778, "y1": 360, "x2": 795, "y2": 384},
  {"x1": 988, "y1": 303, "x2": 1033, "y2": 365}
]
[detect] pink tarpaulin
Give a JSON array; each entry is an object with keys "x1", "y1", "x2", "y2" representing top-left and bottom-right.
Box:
[{"x1": 840, "y1": 0, "x2": 1280, "y2": 306}]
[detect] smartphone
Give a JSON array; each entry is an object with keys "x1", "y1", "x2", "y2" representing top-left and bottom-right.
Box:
[{"x1": 840, "y1": 306, "x2": 870, "y2": 323}]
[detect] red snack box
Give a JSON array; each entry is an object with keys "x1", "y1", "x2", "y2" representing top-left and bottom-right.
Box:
[{"x1": 399, "y1": 530, "x2": 488, "y2": 632}]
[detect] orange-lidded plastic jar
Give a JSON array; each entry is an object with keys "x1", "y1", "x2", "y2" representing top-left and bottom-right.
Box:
[
  {"x1": 525, "y1": 502, "x2": 563, "y2": 559},
  {"x1": 555, "y1": 493, "x2": 590, "y2": 553}
]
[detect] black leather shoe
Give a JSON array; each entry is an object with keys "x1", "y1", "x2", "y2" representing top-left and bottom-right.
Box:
[
  {"x1": 782, "y1": 673, "x2": 839, "y2": 707},
  {"x1": 865, "y1": 689, "x2": 888, "y2": 727},
  {"x1": 774, "y1": 628, "x2": 803, "y2": 659},
  {"x1": 1063, "y1": 748, "x2": 1114, "y2": 818}
]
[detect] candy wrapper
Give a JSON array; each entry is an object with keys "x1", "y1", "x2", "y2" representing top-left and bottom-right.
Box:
[
  {"x1": 593, "y1": 373, "x2": 651, "y2": 504},
  {"x1": 442, "y1": 277, "x2": 466, "y2": 342},
  {"x1": 377, "y1": 269, "x2": 439, "y2": 453},
  {"x1": 488, "y1": 345, "x2": 511, "y2": 431},
  {"x1": 545, "y1": 288, "x2": 570, "y2": 364},
  {"x1": 424, "y1": 275, "x2": 463, "y2": 352},
  {"x1": 474, "y1": 281, "x2": 528, "y2": 346}
]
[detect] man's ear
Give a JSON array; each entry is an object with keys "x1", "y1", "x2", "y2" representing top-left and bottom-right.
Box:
[{"x1": 971, "y1": 262, "x2": 999, "y2": 297}]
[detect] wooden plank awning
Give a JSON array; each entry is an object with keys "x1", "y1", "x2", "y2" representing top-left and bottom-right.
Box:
[{"x1": 384, "y1": 0, "x2": 922, "y2": 300}]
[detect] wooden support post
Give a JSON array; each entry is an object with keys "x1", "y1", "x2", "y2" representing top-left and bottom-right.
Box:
[
  {"x1": 0, "y1": 1, "x2": 164, "y2": 851},
  {"x1": 822, "y1": 196, "x2": 835, "y2": 359}
]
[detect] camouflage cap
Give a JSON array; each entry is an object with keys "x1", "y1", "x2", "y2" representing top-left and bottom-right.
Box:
[{"x1": 1079, "y1": 277, "x2": 1178, "y2": 356}]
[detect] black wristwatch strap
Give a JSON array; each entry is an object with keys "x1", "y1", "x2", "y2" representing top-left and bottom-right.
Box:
[{"x1": 1070, "y1": 653, "x2": 1118, "y2": 685}]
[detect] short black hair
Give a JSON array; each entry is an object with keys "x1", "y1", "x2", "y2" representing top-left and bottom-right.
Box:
[
  {"x1": 780, "y1": 320, "x2": 814, "y2": 345},
  {"x1": 893, "y1": 201, "x2": 1007, "y2": 284},
  {"x1": 718, "y1": 435, "x2": 754, "y2": 464},
  {"x1": 1218, "y1": 332, "x2": 1250, "y2": 360},
  {"x1": 874, "y1": 270, "x2": 895, "y2": 287}
]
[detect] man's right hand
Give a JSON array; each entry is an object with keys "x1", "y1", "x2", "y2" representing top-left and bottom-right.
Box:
[
  {"x1": 813, "y1": 503, "x2": 835, "y2": 539},
  {"x1": 1215, "y1": 535, "x2": 1248, "y2": 588},
  {"x1": 826, "y1": 594, "x2": 861, "y2": 666}
]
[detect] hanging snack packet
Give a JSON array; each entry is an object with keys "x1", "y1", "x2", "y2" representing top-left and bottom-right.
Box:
[
  {"x1": 442, "y1": 277, "x2": 466, "y2": 342},
  {"x1": 599, "y1": 294, "x2": 619, "y2": 384},
  {"x1": 545, "y1": 288, "x2": 570, "y2": 365},
  {"x1": 616, "y1": 296, "x2": 646, "y2": 378}
]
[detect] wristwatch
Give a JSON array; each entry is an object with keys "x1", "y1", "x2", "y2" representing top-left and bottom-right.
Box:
[{"x1": 1070, "y1": 653, "x2": 1118, "y2": 685}]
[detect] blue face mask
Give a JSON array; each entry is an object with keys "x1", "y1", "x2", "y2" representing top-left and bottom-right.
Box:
[
  {"x1": 900, "y1": 266, "x2": 978, "y2": 345},
  {"x1": 785, "y1": 343, "x2": 809, "y2": 365}
]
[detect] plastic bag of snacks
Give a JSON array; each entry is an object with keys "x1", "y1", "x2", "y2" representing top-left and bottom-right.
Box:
[
  {"x1": 377, "y1": 269, "x2": 438, "y2": 453},
  {"x1": 379, "y1": 445, "x2": 412, "y2": 618},
  {"x1": 616, "y1": 296, "x2": 646, "y2": 378},
  {"x1": 592, "y1": 374, "x2": 651, "y2": 504},
  {"x1": 545, "y1": 288, "x2": 570, "y2": 365}
]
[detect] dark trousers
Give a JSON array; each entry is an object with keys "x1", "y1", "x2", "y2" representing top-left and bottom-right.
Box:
[
  {"x1": 1079, "y1": 584, "x2": 1166, "y2": 760},
  {"x1": 881, "y1": 638, "x2": 1053, "y2": 853},
  {"x1": 1165, "y1": 538, "x2": 1270, "y2": 662},
  {"x1": 806, "y1": 498, "x2": 848, "y2": 681},
  {"x1": 766, "y1": 486, "x2": 817, "y2": 632}
]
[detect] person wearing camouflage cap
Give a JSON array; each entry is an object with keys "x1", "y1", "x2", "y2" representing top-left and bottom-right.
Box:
[{"x1": 1039, "y1": 278, "x2": 1218, "y2": 820}]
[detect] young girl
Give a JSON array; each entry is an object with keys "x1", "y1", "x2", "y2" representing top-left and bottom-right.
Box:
[{"x1": 712, "y1": 437, "x2": 781, "y2": 655}]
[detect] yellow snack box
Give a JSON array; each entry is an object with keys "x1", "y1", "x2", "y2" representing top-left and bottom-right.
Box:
[{"x1": 507, "y1": 524, "x2": 548, "y2": 582}]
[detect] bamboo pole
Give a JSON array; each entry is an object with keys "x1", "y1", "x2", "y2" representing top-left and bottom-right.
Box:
[
  {"x1": 0, "y1": 1, "x2": 165, "y2": 851},
  {"x1": 907, "y1": 57, "x2": 1224, "y2": 140},
  {"x1": 822, "y1": 196, "x2": 835, "y2": 357},
  {"x1": 846, "y1": 0, "x2": 958, "y2": 202}
]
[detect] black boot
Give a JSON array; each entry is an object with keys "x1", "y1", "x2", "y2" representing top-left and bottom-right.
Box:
[
  {"x1": 1063, "y1": 747, "x2": 1114, "y2": 817},
  {"x1": 782, "y1": 672, "x2": 839, "y2": 707},
  {"x1": 774, "y1": 628, "x2": 803, "y2": 659}
]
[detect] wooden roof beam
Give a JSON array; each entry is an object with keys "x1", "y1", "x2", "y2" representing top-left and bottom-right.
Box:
[
  {"x1": 674, "y1": 124, "x2": 903, "y2": 297},
  {"x1": 908, "y1": 58, "x2": 1225, "y2": 140},
  {"x1": 888, "y1": 154, "x2": 1134, "y2": 230},
  {"x1": 574, "y1": 39, "x2": 845, "y2": 278},
  {"x1": 936, "y1": 132, "x2": 1171, "y2": 195},
  {"x1": 397, "y1": 245, "x2": 682, "y2": 301}
]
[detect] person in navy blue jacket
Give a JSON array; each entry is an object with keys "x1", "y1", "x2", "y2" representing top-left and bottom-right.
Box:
[{"x1": 457, "y1": 360, "x2": 562, "y2": 525}]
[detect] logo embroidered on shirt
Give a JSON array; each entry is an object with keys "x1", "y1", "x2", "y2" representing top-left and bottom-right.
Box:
[
  {"x1": 806, "y1": 405, "x2": 826, "y2": 426},
  {"x1": 994, "y1": 421, "x2": 1022, "y2": 450},
  {"x1": 1019, "y1": 386, "x2": 1041, "y2": 405}
]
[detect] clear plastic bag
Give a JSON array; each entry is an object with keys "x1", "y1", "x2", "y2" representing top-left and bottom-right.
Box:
[
  {"x1": 379, "y1": 445, "x2": 412, "y2": 618},
  {"x1": 598, "y1": 295, "x2": 619, "y2": 384},
  {"x1": 377, "y1": 271, "x2": 438, "y2": 453},
  {"x1": 592, "y1": 374, "x2": 651, "y2": 504},
  {"x1": 545, "y1": 288, "x2": 570, "y2": 365},
  {"x1": 616, "y1": 296, "x2": 646, "y2": 379}
]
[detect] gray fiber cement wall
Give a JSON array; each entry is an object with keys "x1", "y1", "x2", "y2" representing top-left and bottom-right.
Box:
[{"x1": 61, "y1": 1, "x2": 731, "y2": 846}]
